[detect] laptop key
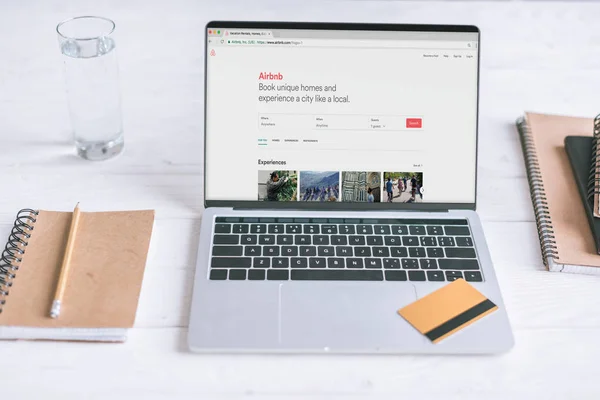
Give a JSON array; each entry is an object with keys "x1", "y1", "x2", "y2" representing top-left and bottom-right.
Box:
[
  {"x1": 409, "y1": 226, "x2": 426, "y2": 235},
  {"x1": 464, "y1": 271, "x2": 483, "y2": 282},
  {"x1": 420, "y1": 259, "x2": 438, "y2": 269},
  {"x1": 272, "y1": 258, "x2": 289, "y2": 268},
  {"x1": 347, "y1": 258, "x2": 364, "y2": 268},
  {"x1": 327, "y1": 258, "x2": 345, "y2": 268},
  {"x1": 427, "y1": 270, "x2": 445, "y2": 281},
  {"x1": 263, "y1": 246, "x2": 280, "y2": 256},
  {"x1": 367, "y1": 236, "x2": 383, "y2": 246},
  {"x1": 253, "y1": 258, "x2": 270, "y2": 268},
  {"x1": 357, "y1": 225, "x2": 374, "y2": 235},
  {"x1": 232, "y1": 224, "x2": 249, "y2": 234},
  {"x1": 313, "y1": 235, "x2": 330, "y2": 245},
  {"x1": 408, "y1": 247, "x2": 426, "y2": 258},
  {"x1": 211, "y1": 257, "x2": 251, "y2": 268},
  {"x1": 339, "y1": 224, "x2": 356, "y2": 234},
  {"x1": 445, "y1": 226, "x2": 470, "y2": 236},
  {"x1": 214, "y1": 224, "x2": 231, "y2": 234},
  {"x1": 445, "y1": 271, "x2": 463, "y2": 281},
  {"x1": 268, "y1": 224, "x2": 285, "y2": 234},
  {"x1": 336, "y1": 246, "x2": 353, "y2": 257},
  {"x1": 317, "y1": 246, "x2": 335, "y2": 256},
  {"x1": 215, "y1": 234, "x2": 241, "y2": 248},
  {"x1": 295, "y1": 235, "x2": 311, "y2": 245},
  {"x1": 258, "y1": 235, "x2": 275, "y2": 245},
  {"x1": 391, "y1": 225, "x2": 409, "y2": 235},
  {"x1": 438, "y1": 259, "x2": 480, "y2": 270},
  {"x1": 291, "y1": 269, "x2": 383, "y2": 281},
  {"x1": 309, "y1": 257, "x2": 327, "y2": 268},
  {"x1": 375, "y1": 225, "x2": 391, "y2": 235},
  {"x1": 445, "y1": 248, "x2": 477, "y2": 258},
  {"x1": 456, "y1": 237, "x2": 474, "y2": 247},
  {"x1": 300, "y1": 246, "x2": 317, "y2": 256},
  {"x1": 403, "y1": 236, "x2": 419, "y2": 246},
  {"x1": 426, "y1": 226, "x2": 444, "y2": 236},
  {"x1": 426, "y1": 247, "x2": 445, "y2": 258},
  {"x1": 391, "y1": 247, "x2": 408, "y2": 257},
  {"x1": 438, "y1": 237, "x2": 455, "y2": 247},
  {"x1": 365, "y1": 258, "x2": 382, "y2": 268},
  {"x1": 385, "y1": 270, "x2": 408, "y2": 281},
  {"x1": 383, "y1": 258, "x2": 401, "y2": 269},
  {"x1": 331, "y1": 235, "x2": 348, "y2": 245},
  {"x1": 286, "y1": 224, "x2": 302, "y2": 234},
  {"x1": 384, "y1": 236, "x2": 401, "y2": 245},
  {"x1": 402, "y1": 259, "x2": 419, "y2": 269},
  {"x1": 212, "y1": 246, "x2": 243, "y2": 256},
  {"x1": 420, "y1": 236, "x2": 437, "y2": 247},
  {"x1": 291, "y1": 257, "x2": 308, "y2": 268},
  {"x1": 209, "y1": 269, "x2": 227, "y2": 280},
  {"x1": 373, "y1": 247, "x2": 390, "y2": 257},
  {"x1": 349, "y1": 235, "x2": 366, "y2": 245},
  {"x1": 409, "y1": 271, "x2": 426, "y2": 281},
  {"x1": 303, "y1": 224, "x2": 320, "y2": 234},
  {"x1": 241, "y1": 235, "x2": 257, "y2": 245},
  {"x1": 282, "y1": 246, "x2": 298, "y2": 256},
  {"x1": 248, "y1": 269, "x2": 266, "y2": 280},
  {"x1": 354, "y1": 247, "x2": 371, "y2": 257},
  {"x1": 267, "y1": 270, "x2": 289, "y2": 280},
  {"x1": 250, "y1": 224, "x2": 266, "y2": 234},
  {"x1": 277, "y1": 235, "x2": 293, "y2": 245},
  {"x1": 229, "y1": 270, "x2": 246, "y2": 280},
  {"x1": 322, "y1": 225, "x2": 338, "y2": 234},
  {"x1": 244, "y1": 246, "x2": 261, "y2": 256}
]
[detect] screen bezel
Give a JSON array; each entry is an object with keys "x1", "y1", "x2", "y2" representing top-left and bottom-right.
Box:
[{"x1": 204, "y1": 21, "x2": 480, "y2": 211}]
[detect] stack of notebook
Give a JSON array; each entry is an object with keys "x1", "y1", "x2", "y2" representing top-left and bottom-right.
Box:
[{"x1": 516, "y1": 112, "x2": 600, "y2": 275}]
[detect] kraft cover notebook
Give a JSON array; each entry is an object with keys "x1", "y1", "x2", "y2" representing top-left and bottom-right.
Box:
[
  {"x1": 516, "y1": 112, "x2": 600, "y2": 274},
  {"x1": 564, "y1": 136, "x2": 600, "y2": 254},
  {"x1": 0, "y1": 208, "x2": 155, "y2": 341}
]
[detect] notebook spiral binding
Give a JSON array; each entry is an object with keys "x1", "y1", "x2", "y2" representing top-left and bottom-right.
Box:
[
  {"x1": 0, "y1": 209, "x2": 39, "y2": 313},
  {"x1": 587, "y1": 114, "x2": 600, "y2": 200},
  {"x1": 516, "y1": 117, "x2": 558, "y2": 266}
]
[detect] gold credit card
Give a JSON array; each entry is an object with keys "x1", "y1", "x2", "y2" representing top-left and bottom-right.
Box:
[{"x1": 398, "y1": 279, "x2": 498, "y2": 343}]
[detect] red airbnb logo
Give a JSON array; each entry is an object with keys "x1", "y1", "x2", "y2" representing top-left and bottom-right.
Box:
[{"x1": 210, "y1": 49, "x2": 216, "y2": 56}]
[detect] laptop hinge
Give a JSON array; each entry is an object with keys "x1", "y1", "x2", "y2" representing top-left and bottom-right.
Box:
[{"x1": 232, "y1": 207, "x2": 451, "y2": 213}]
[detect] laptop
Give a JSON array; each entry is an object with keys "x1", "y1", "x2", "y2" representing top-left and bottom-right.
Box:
[{"x1": 189, "y1": 21, "x2": 514, "y2": 354}]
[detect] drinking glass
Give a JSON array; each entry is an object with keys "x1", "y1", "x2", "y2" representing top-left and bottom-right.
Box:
[{"x1": 57, "y1": 16, "x2": 124, "y2": 161}]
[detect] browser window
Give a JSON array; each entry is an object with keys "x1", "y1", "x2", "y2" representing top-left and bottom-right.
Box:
[{"x1": 205, "y1": 27, "x2": 479, "y2": 205}]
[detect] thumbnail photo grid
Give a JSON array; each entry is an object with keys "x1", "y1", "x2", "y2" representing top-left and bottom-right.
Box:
[
  {"x1": 258, "y1": 170, "x2": 298, "y2": 201},
  {"x1": 382, "y1": 172, "x2": 423, "y2": 203},
  {"x1": 299, "y1": 171, "x2": 340, "y2": 202},
  {"x1": 257, "y1": 170, "x2": 423, "y2": 203}
]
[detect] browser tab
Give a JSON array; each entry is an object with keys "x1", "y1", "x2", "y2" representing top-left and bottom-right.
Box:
[{"x1": 224, "y1": 30, "x2": 273, "y2": 38}]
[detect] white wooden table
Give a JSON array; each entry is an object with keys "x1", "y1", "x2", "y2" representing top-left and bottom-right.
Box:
[{"x1": 2, "y1": 0, "x2": 600, "y2": 398}]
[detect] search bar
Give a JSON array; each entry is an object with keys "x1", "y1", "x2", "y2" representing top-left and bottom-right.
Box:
[{"x1": 225, "y1": 38, "x2": 476, "y2": 49}]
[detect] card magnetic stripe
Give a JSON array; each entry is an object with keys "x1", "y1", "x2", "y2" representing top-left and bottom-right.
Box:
[{"x1": 424, "y1": 299, "x2": 497, "y2": 342}]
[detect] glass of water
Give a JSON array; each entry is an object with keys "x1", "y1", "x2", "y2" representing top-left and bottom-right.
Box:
[{"x1": 57, "y1": 16, "x2": 124, "y2": 161}]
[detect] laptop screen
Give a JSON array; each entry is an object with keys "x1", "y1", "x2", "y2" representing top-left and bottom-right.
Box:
[{"x1": 205, "y1": 24, "x2": 479, "y2": 206}]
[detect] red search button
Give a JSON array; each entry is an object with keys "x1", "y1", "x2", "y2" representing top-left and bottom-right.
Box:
[{"x1": 406, "y1": 118, "x2": 422, "y2": 128}]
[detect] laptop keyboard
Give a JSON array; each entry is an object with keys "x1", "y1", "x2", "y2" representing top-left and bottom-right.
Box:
[{"x1": 209, "y1": 217, "x2": 483, "y2": 282}]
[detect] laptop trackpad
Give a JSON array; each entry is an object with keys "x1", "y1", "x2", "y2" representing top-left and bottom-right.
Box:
[{"x1": 280, "y1": 283, "x2": 418, "y2": 350}]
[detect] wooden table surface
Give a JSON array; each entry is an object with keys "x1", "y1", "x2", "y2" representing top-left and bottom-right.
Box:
[{"x1": 2, "y1": 0, "x2": 600, "y2": 398}]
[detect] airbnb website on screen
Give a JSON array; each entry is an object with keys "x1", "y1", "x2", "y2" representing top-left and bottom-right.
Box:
[{"x1": 205, "y1": 29, "x2": 479, "y2": 205}]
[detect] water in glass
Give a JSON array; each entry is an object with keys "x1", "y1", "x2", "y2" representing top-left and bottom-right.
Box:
[{"x1": 61, "y1": 36, "x2": 123, "y2": 160}]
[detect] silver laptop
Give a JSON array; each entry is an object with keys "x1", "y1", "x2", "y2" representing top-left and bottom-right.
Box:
[{"x1": 189, "y1": 21, "x2": 514, "y2": 354}]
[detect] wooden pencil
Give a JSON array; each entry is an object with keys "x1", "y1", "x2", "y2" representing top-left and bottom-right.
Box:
[{"x1": 49, "y1": 203, "x2": 81, "y2": 318}]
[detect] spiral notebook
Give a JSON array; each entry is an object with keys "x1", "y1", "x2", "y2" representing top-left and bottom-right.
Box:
[
  {"x1": 516, "y1": 112, "x2": 600, "y2": 274},
  {"x1": 592, "y1": 116, "x2": 600, "y2": 218},
  {"x1": 0, "y1": 208, "x2": 155, "y2": 341}
]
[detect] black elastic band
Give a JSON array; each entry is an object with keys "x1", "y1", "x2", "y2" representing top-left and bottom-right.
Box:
[{"x1": 425, "y1": 299, "x2": 496, "y2": 342}]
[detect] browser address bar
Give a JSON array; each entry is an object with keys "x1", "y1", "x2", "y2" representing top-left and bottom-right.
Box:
[{"x1": 225, "y1": 39, "x2": 475, "y2": 49}]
